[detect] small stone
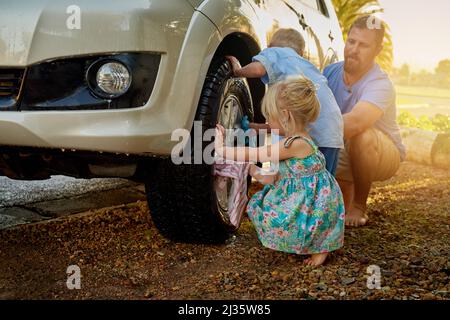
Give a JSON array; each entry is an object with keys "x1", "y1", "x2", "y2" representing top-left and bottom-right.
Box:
[
  {"x1": 423, "y1": 293, "x2": 436, "y2": 300},
  {"x1": 340, "y1": 291, "x2": 346, "y2": 297},
  {"x1": 341, "y1": 277, "x2": 356, "y2": 285},
  {"x1": 314, "y1": 269, "x2": 324, "y2": 276},
  {"x1": 144, "y1": 290, "x2": 154, "y2": 298},
  {"x1": 360, "y1": 258, "x2": 370, "y2": 264},
  {"x1": 337, "y1": 268, "x2": 348, "y2": 276},
  {"x1": 324, "y1": 270, "x2": 333, "y2": 277},
  {"x1": 316, "y1": 283, "x2": 327, "y2": 291},
  {"x1": 281, "y1": 274, "x2": 291, "y2": 282}
]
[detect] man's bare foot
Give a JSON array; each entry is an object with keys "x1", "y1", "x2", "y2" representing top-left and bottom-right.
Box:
[
  {"x1": 304, "y1": 253, "x2": 328, "y2": 266},
  {"x1": 345, "y1": 204, "x2": 369, "y2": 227}
]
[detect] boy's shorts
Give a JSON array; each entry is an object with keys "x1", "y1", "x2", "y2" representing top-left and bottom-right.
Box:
[
  {"x1": 271, "y1": 133, "x2": 284, "y2": 144},
  {"x1": 318, "y1": 147, "x2": 340, "y2": 176}
]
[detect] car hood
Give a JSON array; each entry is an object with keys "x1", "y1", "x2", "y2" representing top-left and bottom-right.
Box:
[{"x1": 0, "y1": 0, "x2": 195, "y2": 66}]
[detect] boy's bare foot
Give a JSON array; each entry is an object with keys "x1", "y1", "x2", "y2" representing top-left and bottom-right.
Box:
[
  {"x1": 345, "y1": 204, "x2": 369, "y2": 227},
  {"x1": 304, "y1": 253, "x2": 328, "y2": 266}
]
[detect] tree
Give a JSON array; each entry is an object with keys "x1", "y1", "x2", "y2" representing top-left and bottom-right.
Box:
[
  {"x1": 399, "y1": 64, "x2": 410, "y2": 78},
  {"x1": 435, "y1": 60, "x2": 450, "y2": 77},
  {"x1": 432, "y1": 114, "x2": 450, "y2": 133},
  {"x1": 331, "y1": 0, "x2": 394, "y2": 73}
]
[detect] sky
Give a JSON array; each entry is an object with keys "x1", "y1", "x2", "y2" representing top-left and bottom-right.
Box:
[{"x1": 376, "y1": 0, "x2": 450, "y2": 72}]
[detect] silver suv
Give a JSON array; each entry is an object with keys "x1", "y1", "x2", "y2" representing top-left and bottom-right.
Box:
[{"x1": 0, "y1": 0, "x2": 344, "y2": 243}]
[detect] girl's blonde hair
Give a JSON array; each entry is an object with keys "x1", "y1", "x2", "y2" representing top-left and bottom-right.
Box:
[{"x1": 261, "y1": 77, "x2": 320, "y2": 135}]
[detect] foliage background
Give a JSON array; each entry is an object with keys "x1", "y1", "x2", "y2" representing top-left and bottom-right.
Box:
[{"x1": 331, "y1": 0, "x2": 393, "y2": 73}]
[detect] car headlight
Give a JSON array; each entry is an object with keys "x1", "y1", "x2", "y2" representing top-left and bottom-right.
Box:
[
  {"x1": 95, "y1": 62, "x2": 132, "y2": 97},
  {"x1": 20, "y1": 53, "x2": 161, "y2": 111}
]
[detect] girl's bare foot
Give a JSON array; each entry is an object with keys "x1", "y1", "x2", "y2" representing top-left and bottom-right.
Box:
[{"x1": 304, "y1": 253, "x2": 328, "y2": 266}]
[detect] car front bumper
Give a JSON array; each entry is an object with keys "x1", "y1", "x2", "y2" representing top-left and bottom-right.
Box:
[{"x1": 0, "y1": 1, "x2": 221, "y2": 156}]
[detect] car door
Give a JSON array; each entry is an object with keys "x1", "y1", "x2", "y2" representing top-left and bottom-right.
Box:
[
  {"x1": 282, "y1": 0, "x2": 334, "y2": 70},
  {"x1": 247, "y1": 0, "x2": 309, "y2": 49}
]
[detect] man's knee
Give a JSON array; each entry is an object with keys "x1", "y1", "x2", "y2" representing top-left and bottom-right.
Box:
[{"x1": 348, "y1": 129, "x2": 378, "y2": 158}]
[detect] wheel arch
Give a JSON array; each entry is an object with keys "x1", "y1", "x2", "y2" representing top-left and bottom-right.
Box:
[{"x1": 212, "y1": 32, "x2": 266, "y2": 123}]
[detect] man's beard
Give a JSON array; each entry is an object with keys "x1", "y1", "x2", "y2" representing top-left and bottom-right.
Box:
[{"x1": 344, "y1": 57, "x2": 360, "y2": 74}]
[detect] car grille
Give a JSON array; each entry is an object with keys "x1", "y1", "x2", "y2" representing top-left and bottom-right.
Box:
[{"x1": 0, "y1": 68, "x2": 24, "y2": 99}]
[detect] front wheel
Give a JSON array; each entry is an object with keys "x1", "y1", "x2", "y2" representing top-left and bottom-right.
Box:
[{"x1": 145, "y1": 58, "x2": 254, "y2": 243}]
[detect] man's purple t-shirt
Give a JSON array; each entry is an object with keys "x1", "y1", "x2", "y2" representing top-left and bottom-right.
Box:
[{"x1": 324, "y1": 62, "x2": 406, "y2": 160}]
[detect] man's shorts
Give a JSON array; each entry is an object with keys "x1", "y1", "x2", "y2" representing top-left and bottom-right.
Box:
[
  {"x1": 336, "y1": 128, "x2": 401, "y2": 182},
  {"x1": 318, "y1": 147, "x2": 340, "y2": 176}
]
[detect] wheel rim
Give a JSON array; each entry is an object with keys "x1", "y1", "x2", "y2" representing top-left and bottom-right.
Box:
[{"x1": 214, "y1": 80, "x2": 245, "y2": 228}]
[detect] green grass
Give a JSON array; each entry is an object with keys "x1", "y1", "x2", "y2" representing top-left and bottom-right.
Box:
[
  {"x1": 395, "y1": 85, "x2": 450, "y2": 118},
  {"x1": 396, "y1": 85, "x2": 450, "y2": 99}
]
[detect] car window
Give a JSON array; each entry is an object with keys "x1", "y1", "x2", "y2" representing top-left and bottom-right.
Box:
[{"x1": 317, "y1": 0, "x2": 329, "y2": 17}]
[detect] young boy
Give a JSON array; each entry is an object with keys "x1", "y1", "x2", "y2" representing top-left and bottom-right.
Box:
[{"x1": 226, "y1": 28, "x2": 344, "y2": 175}]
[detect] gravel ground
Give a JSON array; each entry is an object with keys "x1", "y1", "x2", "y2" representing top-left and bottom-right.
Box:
[
  {"x1": 0, "y1": 161, "x2": 448, "y2": 300},
  {"x1": 0, "y1": 176, "x2": 131, "y2": 208}
]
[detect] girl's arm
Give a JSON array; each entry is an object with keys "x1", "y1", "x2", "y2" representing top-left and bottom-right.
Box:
[
  {"x1": 249, "y1": 122, "x2": 271, "y2": 133},
  {"x1": 215, "y1": 125, "x2": 311, "y2": 163}
]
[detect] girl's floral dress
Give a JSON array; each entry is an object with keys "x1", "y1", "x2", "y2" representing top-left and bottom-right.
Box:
[{"x1": 247, "y1": 135, "x2": 345, "y2": 254}]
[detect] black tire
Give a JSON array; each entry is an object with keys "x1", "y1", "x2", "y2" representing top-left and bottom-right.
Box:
[{"x1": 145, "y1": 58, "x2": 254, "y2": 244}]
